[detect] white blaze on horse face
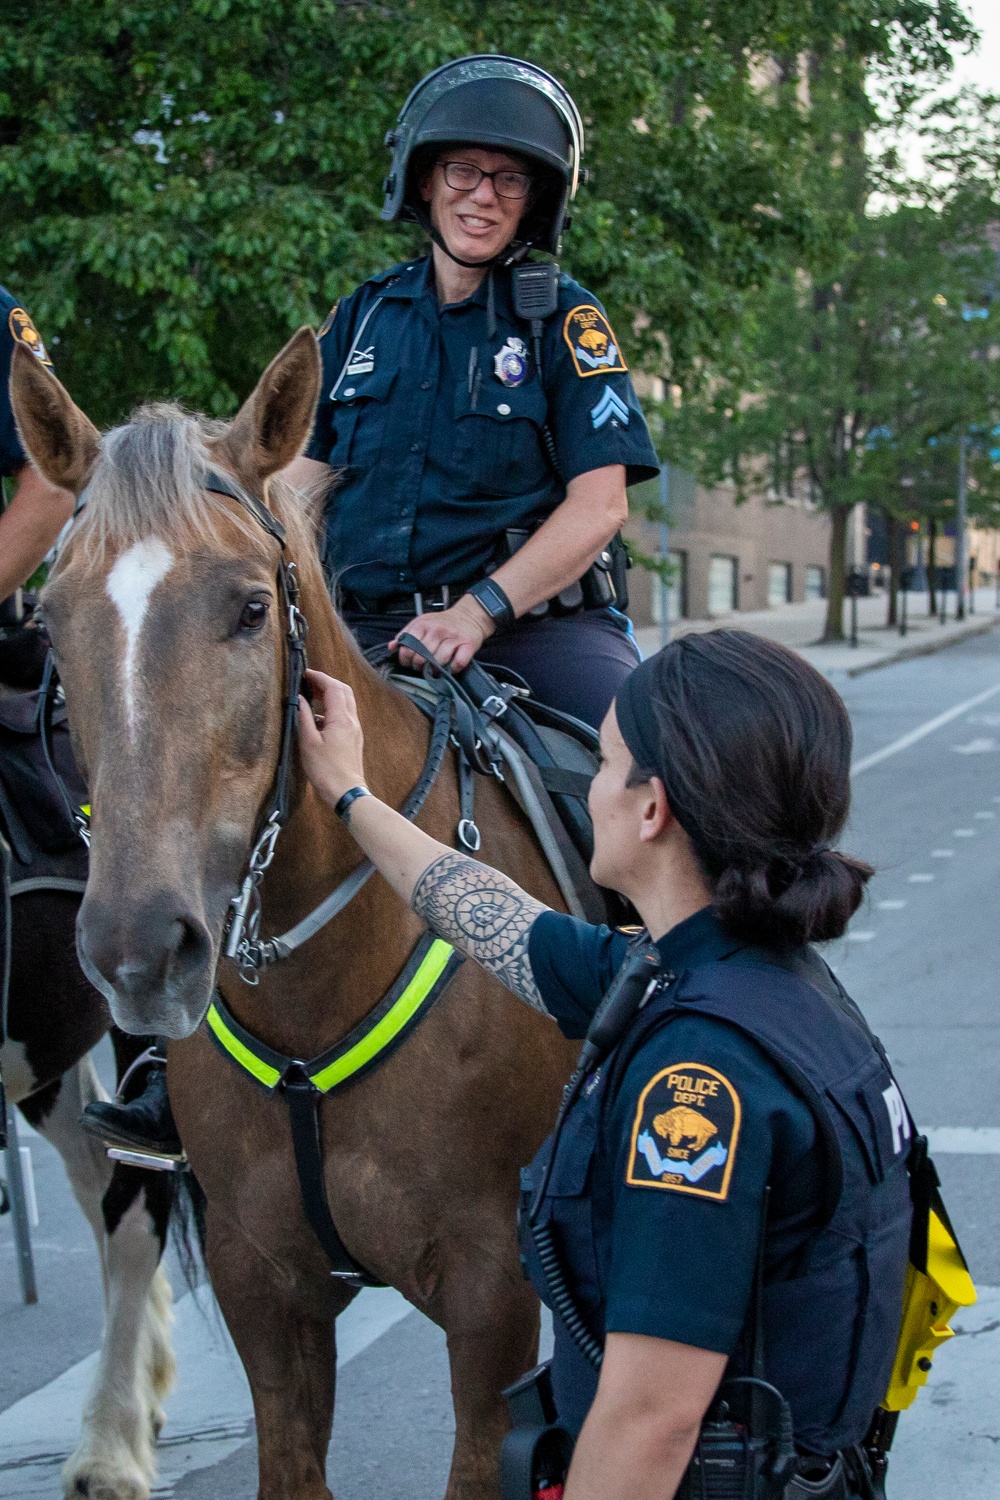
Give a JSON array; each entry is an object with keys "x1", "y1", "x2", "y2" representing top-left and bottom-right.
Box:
[{"x1": 105, "y1": 537, "x2": 174, "y2": 738}]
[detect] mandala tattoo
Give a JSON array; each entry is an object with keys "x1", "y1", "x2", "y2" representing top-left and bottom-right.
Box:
[{"x1": 412, "y1": 852, "x2": 549, "y2": 1014}]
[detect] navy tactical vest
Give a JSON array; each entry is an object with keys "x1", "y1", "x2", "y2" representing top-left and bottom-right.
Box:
[{"x1": 520, "y1": 948, "x2": 913, "y2": 1456}]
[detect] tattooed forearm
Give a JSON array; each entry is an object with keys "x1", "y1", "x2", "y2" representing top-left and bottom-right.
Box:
[{"x1": 412, "y1": 852, "x2": 550, "y2": 1014}]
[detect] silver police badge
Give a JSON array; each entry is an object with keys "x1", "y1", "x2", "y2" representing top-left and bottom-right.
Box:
[{"x1": 493, "y1": 336, "x2": 528, "y2": 387}]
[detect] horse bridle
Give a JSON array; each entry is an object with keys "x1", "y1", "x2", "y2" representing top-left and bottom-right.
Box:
[{"x1": 38, "y1": 466, "x2": 458, "y2": 984}]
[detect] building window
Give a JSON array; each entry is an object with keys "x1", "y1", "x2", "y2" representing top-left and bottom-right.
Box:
[
  {"x1": 805, "y1": 565, "x2": 826, "y2": 600},
  {"x1": 651, "y1": 551, "x2": 688, "y2": 624},
  {"x1": 768, "y1": 562, "x2": 792, "y2": 607},
  {"x1": 708, "y1": 554, "x2": 738, "y2": 616}
]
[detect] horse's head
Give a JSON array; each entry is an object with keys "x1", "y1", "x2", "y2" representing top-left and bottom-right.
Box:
[{"x1": 10, "y1": 330, "x2": 322, "y2": 1037}]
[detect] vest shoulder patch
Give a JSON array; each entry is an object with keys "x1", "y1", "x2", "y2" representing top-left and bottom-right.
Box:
[
  {"x1": 562, "y1": 304, "x2": 627, "y2": 378},
  {"x1": 626, "y1": 1061, "x2": 741, "y2": 1200},
  {"x1": 8, "y1": 307, "x2": 52, "y2": 367}
]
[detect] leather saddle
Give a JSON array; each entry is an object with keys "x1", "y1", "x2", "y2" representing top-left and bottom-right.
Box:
[{"x1": 0, "y1": 618, "x2": 88, "y2": 885}]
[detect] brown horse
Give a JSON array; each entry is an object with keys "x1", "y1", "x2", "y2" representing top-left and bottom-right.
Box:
[{"x1": 10, "y1": 329, "x2": 577, "y2": 1499}]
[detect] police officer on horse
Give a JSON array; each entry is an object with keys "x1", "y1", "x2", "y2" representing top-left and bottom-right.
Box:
[
  {"x1": 288, "y1": 54, "x2": 660, "y2": 729},
  {"x1": 84, "y1": 54, "x2": 660, "y2": 1156}
]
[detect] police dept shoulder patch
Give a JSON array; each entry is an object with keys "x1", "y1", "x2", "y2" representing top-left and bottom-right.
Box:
[
  {"x1": 626, "y1": 1062, "x2": 741, "y2": 1200},
  {"x1": 8, "y1": 308, "x2": 52, "y2": 367},
  {"x1": 563, "y1": 304, "x2": 627, "y2": 378}
]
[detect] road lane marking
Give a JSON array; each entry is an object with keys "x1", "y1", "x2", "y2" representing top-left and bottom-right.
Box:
[
  {"x1": 850, "y1": 682, "x2": 1000, "y2": 776},
  {"x1": 975, "y1": 810, "x2": 996, "y2": 819},
  {"x1": 954, "y1": 829, "x2": 976, "y2": 837},
  {"x1": 0, "y1": 1282, "x2": 414, "y2": 1496},
  {"x1": 908, "y1": 873, "x2": 935, "y2": 882},
  {"x1": 878, "y1": 900, "x2": 906, "y2": 909},
  {"x1": 847, "y1": 931, "x2": 876, "y2": 942},
  {"x1": 952, "y1": 737, "x2": 997, "y2": 754},
  {"x1": 931, "y1": 849, "x2": 955, "y2": 857},
  {"x1": 924, "y1": 1127, "x2": 1000, "y2": 1154}
]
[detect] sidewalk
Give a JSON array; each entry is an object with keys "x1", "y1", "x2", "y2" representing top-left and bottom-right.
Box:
[{"x1": 634, "y1": 588, "x2": 1000, "y2": 675}]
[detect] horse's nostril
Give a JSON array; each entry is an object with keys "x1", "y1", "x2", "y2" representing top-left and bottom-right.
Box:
[{"x1": 172, "y1": 915, "x2": 210, "y2": 974}]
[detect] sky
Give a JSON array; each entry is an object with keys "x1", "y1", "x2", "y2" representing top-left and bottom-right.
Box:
[{"x1": 949, "y1": 0, "x2": 999, "y2": 93}]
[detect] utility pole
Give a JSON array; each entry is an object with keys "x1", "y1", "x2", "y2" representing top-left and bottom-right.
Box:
[
  {"x1": 956, "y1": 434, "x2": 968, "y2": 621},
  {"x1": 659, "y1": 462, "x2": 670, "y2": 649}
]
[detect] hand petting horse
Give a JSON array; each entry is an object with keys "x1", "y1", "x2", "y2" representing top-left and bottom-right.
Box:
[{"x1": 10, "y1": 329, "x2": 578, "y2": 1500}]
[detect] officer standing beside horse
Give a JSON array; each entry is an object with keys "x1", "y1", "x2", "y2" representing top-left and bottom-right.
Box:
[{"x1": 297, "y1": 629, "x2": 928, "y2": 1500}]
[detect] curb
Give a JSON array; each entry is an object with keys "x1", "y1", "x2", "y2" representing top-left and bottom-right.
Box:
[{"x1": 836, "y1": 615, "x2": 999, "y2": 677}]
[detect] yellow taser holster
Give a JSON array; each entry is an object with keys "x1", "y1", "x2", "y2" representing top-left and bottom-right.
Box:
[{"x1": 881, "y1": 1135, "x2": 977, "y2": 1412}]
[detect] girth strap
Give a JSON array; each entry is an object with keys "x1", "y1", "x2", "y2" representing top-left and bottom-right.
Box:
[
  {"x1": 284, "y1": 1068, "x2": 372, "y2": 1285},
  {"x1": 205, "y1": 932, "x2": 464, "y2": 1280}
]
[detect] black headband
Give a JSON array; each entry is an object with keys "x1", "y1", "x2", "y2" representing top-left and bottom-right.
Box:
[{"x1": 614, "y1": 654, "x2": 664, "y2": 777}]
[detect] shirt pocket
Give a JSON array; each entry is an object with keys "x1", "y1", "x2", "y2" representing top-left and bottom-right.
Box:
[
  {"x1": 329, "y1": 366, "x2": 398, "y2": 478},
  {"x1": 451, "y1": 378, "x2": 551, "y2": 498}
]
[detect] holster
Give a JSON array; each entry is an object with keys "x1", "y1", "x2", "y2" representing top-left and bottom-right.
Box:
[
  {"x1": 500, "y1": 1362, "x2": 573, "y2": 1500},
  {"x1": 500, "y1": 528, "x2": 628, "y2": 616}
]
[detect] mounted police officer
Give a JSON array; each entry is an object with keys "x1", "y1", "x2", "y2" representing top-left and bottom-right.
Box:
[
  {"x1": 296, "y1": 629, "x2": 917, "y2": 1500},
  {"x1": 0, "y1": 287, "x2": 74, "y2": 1140},
  {"x1": 82, "y1": 55, "x2": 660, "y2": 1155},
  {"x1": 287, "y1": 54, "x2": 660, "y2": 730}
]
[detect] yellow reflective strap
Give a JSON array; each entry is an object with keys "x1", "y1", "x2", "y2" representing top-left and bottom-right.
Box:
[
  {"x1": 206, "y1": 1001, "x2": 282, "y2": 1090},
  {"x1": 309, "y1": 938, "x2": 454, "y2": 1093}
]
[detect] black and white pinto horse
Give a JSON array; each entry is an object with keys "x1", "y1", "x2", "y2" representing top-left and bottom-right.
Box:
[{"x1": 3, "y1": 864, "x2": 177, "y2": 1498}]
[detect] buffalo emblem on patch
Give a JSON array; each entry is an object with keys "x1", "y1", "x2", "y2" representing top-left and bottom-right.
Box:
[
  {"x1": 626, "y1": 1062, "x2": 741, "y2": 1200},
  {"x1": 562, "y1": 304, "x2": 628, "y2": 378}
]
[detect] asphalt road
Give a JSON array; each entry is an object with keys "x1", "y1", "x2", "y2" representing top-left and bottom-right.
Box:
[{"x1": 2, "y1": 628, "x2": 999, "y2": 1499}]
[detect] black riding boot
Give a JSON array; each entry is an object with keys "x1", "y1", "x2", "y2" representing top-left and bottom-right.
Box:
[{"x1": 81, "y1": 1057, "x2": 184, "y2": 1161}]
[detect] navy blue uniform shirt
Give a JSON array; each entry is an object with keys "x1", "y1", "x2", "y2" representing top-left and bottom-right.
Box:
[
  {"x1": 306, "y1": 257, "x2": 660, "y2": 596},
  {"x1": 527, "y1": 907, "x2": 823, "y2": 1355},
  {"x1": 0, "y1": 286, "x2": 53, "y2": 478}
]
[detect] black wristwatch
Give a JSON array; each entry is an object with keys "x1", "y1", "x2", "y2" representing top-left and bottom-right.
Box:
[{"x1": 467, "y1": 577, "x2": 516, "y2": 630}]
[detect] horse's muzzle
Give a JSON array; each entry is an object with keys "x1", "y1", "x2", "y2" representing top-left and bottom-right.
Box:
[{"x1": 77, "y1": 890, "x2": 214, "y2": 1038}]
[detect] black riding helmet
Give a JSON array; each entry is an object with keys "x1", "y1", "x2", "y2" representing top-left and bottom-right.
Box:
[{"x1": 381, "y1": 55, "x2": 584, "y2": 260}]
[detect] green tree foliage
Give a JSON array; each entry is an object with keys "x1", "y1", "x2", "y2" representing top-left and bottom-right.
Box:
[
  {"x1": 0, "y1": 0, "x2": 971, "y2": 427},
  {"x1": 659, "y1": 83, "x2": 1000, "y2": 641}
]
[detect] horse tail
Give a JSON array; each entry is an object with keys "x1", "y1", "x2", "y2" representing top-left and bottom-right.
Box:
[{"x1": 170, "y1": 1166, "x2": 208, "y2": 1291}]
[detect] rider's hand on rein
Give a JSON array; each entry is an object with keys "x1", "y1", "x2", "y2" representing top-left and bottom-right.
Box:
[{"x1": 390, "y1": 593, "x2": 494, "y2": 673}]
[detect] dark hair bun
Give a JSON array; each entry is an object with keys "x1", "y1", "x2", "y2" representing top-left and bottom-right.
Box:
[
  {"x1": 624, "y1": 631, "x2": 875, "y2": 950},
  {"x1": 714, "y1": 848, "x2": 872, "y2": 948}
]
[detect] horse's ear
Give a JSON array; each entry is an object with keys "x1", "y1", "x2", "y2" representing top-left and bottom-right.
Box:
[
  {"x1": 9, "y1": 344, "x2": 101, "y2": 496},
  {"x1": 218, "y1": 326, "x2": 321, "y2": 481}
]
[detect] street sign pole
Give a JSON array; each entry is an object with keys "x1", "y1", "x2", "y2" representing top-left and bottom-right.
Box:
[
  {"x1": 4, "y1": 1105, "x2": 38, "y2": 1305},
  {"x1": 956, "y1": 434, "x2": 968, "y2": 621}
]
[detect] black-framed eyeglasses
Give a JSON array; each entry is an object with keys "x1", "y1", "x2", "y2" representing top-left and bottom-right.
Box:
[{"x1": 437, "y1": 160, "x2": 533, "y2": 200}]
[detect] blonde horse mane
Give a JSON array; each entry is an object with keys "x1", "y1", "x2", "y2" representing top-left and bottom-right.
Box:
[{"x1": 66, "y1": 401, "x2": 322, "y2": 568}]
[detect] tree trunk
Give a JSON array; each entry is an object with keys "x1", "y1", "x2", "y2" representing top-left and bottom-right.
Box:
[
  {"x1": 928, "y1": 517, "x2": 937, "y2": 615},
  {"x1": 823, "y1": 504, "x2": 849, "y2": 641},
  {"x1": 886, "y1": 511, "x2": 899, "y2": 627}
]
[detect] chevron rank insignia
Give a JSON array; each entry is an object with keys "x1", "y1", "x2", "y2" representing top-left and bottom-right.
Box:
[
  {"x1": 590, "y1": 385, "x2": 630, "y2": 430},
  {"x1": 626, "y1": 1062, "x2": 741, "y2": 1200}
]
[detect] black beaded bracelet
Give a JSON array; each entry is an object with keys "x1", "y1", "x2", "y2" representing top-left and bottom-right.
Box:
[
  {"x1": 333, "y1": 785, "x2": 373, "y2": 821},
  {"x1": 467, "y1": 576, "x2": 516, "y2": 630}
]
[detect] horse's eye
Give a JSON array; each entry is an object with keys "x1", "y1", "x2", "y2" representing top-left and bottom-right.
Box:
[{"x1": 239, "y1": 600, "x2": 269, "y2": 632}]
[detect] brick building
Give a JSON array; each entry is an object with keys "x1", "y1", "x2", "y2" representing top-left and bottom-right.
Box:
[{"x1": 624, "y1": 467, "x2": 832, "y2": 627}]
